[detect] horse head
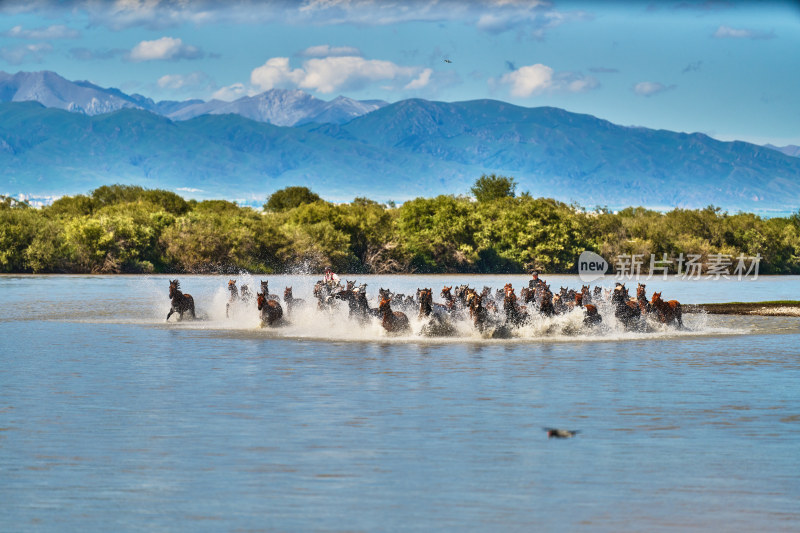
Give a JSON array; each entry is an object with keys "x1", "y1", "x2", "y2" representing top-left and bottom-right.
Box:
[
  {"x1": 637, "y1": 283, "x2": 647, "y2": 299},
  {"x1": 256, "y1": 292, "x2": 266, "y2": 310},
  {"x1": 169, "y1": 279, "x2": 180, "y2": 298},
  {"x1": 260, "y1": 280, "x2": 269, "y2": 294},
  {"x1": 650, "y1": 291, "x2": 662, "y2": 305},
  {"x1": 284, "y1": 286, "x2": 293, "y2": 298}
]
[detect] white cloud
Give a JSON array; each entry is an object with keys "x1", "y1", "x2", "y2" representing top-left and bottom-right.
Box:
[
  {"x1": 298, "y1": 44, "x2": 362, "y2": 57},
  {"x1": 713, "y1": 25, "x2": 775, "y2": 40},
  {"x1": 0, "y1": 1, "x2": 583, "y2": 39},
  {"x1": 500, "y1": 64, "x2": 554, "y2": 97},
  {"x1": 633, "y1": 81, "x2": 675, "y2": 97},
  {"x1": 249, "y1": 55, "x2": 426, "y2": 94},
  {"x1": 498, "y1": 63, "x2": 598, "y2": 97},
  {"x1": 404, "y1": 68, "x2": 432, "y2": 90},
  {"x1": 0, "y1": 43, "x2": 53, "y2": 65},
  {"x1": 211, "y1": 82, "x2": 253, "y2": 101},
  {"x1": 250, "y1": 57, "x2": 305, "y2": 91},
  {"x1": 157, "y1": 71, "x2": 212, "y2": 91},
  {"x1": 300, "y1": 56, "x2": 419, "y2": 93},
  {"x1": 3, "y1": 24, "x2": 80, "y2": 39},
  {"x1": 128, "y1": 36, "x2": 203, "y2": 62}
]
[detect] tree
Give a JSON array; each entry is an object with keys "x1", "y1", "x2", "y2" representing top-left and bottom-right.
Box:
[
  {"x1": 470, "y1": 174, "x2": 517, "y2": 202},
  {"x1": 264, "y1": 186, "x2": 322, "y2": 212}
]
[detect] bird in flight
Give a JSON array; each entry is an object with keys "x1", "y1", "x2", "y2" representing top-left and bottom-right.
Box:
[
  {"x1": 544, "y1": 428, "x2": 580, "y2": 439},
  {"x1": 443, "y1": 59, "x2": 452, "y2": 63}
]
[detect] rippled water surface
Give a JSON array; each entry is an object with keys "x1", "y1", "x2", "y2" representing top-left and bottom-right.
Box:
[{"x1": 2, "y1": 275, "x2": 800, "y2": 532}]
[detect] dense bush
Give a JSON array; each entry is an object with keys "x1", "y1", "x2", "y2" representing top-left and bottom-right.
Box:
[{"x1": 1, "y1": 181, "x2": 798, "y2": 274}]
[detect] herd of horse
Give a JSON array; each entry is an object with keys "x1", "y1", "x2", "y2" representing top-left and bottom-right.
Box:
[{"x1": 167, "y1": 277, "x2": 684, "y2": 337}]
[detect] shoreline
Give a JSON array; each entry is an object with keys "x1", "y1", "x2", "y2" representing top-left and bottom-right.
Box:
[{"x1": 687, "y1": 302, "x2": 800, "y2": 317}]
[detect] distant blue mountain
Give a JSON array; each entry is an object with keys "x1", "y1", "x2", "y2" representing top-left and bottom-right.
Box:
[
  {"x1": 1, "y1": 99, "x2": 799, "y2": 213},
  {"x1": 0, "y1": 70, "x2": 387, "y2": 126},
  {"x1": 765, "y1": 144, "x2": 800, "y2": 158}
]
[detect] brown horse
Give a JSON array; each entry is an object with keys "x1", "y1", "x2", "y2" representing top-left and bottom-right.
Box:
[
  {"x1": 583, "y1": 303, "x2": 602, "y2": 326},
  {"x1": 636, "y1": 283, "x2": 651, "y2": 315},
  {"x1": 650, "y1": 292, "x2": 683, "y2": 327},
  {"x1": 539, "y1": 286, "x2": 556, "y2": 317},
  {"x1": 612, "y1": 283, "x2": 641, "y2": 327},
  {"x1": 418, "y1": 288, "x2": 457, "y2": 337},
  {"x1": 581, "y1": 285, "x2": 592, "y2": 304},
  {"x1": 503, "y1": 284, "x2": 529, "y2": 327},
  {"x1": 167, "y1": 279, "x2": 195, "y2": 321},
  {"x1": 257, "y1": 292, "x2": 284, "y2": 327},
  {"x1": 378, "y1": 297, "x2": 410, "y2": 334}
]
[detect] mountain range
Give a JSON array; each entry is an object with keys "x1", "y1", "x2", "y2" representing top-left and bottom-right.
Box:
[
  {"x1": 0, "y1": 70, "x2": 387, "y2": 126},
  {"x1": 1, "y1": 70, "x2": 799, "y2": 214}
]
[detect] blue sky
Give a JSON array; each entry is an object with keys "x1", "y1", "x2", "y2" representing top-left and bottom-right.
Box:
[{"x1": 1, "y1": 0, "x2": 798, "y2": 145}]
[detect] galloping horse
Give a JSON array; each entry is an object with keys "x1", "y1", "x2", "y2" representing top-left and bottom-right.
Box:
[
  {"x1": 636, "y1": 283, "x2": 651, "y2": 315},
  {"x1": 612, "y1": 283, "x2": 641, "y2": 328},
  {"x1": 257, "y1": 292, "x2": 284, "y2": 327},
  {"x1": 239, "y1": 284, "x2": 253, "y2": 302},
  {"x1": 378, "y1": 297, "x2": 410, "y2": 334},
  {"x1": 503, "y1": 284, "x2": 529, "y2": 328},
  {"x1": 167, "y1": 279, "x2": 195, "y2": 321},
  {"x1": 441, "y1": 286, "x2": 455, "y2": 310},
  {"x1": 650, "y1": 292, "x2": 683, "y2": 327},
  {"x1": 418, "y1": 288, "x2": 456, "y2": 337},
  {"x1": 283, "y1": 287, "x2": 305, "y2": 315},
  {"x1": 335, "y1": 282, "x2": 372, "y2": 323},
  {"x1": 583, "y1": 303, "x2": 602, "y2": 327},
  {"x1": 466, "y1": 290, "x2": 490, "y2": 332},
  {"x1": 581, "y1": 285, "x2": 592, "y2": 305},
  {"x1": 226, "y1": 279, "x2": 238, "y2": 317},
  {"x1": 260, "y1": 280, "x2": 280, "y2": 301},
  {"x1": 539, "y1": 286, "x2": 556, "y2": 317}
]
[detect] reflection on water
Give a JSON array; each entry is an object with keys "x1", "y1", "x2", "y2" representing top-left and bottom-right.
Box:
[{"x1": 1, "y1": 275, "x2": 799, "y2": 531}]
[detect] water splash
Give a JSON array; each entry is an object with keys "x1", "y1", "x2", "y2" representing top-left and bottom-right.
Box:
[{"x1": 158, "y1": 278, "x2": 738, "y2": 344}]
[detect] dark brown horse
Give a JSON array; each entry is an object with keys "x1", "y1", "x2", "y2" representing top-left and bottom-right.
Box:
[
  {"x1": 418, "y1": 288, "x2": 456, "y2": 337},
  {"x1": 441, "y1": 286, "x2": 454, "y2": 309},
  {"x1": 636, "y1": 283, "x2": 651, "y2": 315},
  {"x1": 257, "y1": 292, "x2": 284, "y2": 327},
  {"x1": 167, "y1": 279, "x2": 195, "y2": 321},
  {"x1": 539, "y1": 286, "x2": 556, "y2": 317},
  {"x1": 583, "y1": 303, "x2": 602, "y2": 326},
  {"x1": 650, "y1": 292, "x2": 683, "y2": 327},
  {"x1": 503, "y1": 283, "x2": 529, "y2": 328},
  {"x1": 612, "y1": 283, "x2": 641, "y2": 327},
  {"x1": 466, "y1": 290, "x2": 490, "y2": 332},
  {"x1": 581, "y1": 285, "x2": 592, "y2": 305},
  {"x1": 378, "y1": 297, "x2": 410, "y2": 334}
]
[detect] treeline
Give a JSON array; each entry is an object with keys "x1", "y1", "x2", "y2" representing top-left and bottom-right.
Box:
[{"x1": 2, "y1": 177, "x2": 800, "y2": 274}]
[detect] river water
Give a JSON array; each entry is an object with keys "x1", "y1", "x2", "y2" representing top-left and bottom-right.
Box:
[{"x1": 1, "y1": 274, "x2": 799, "y2": 532}]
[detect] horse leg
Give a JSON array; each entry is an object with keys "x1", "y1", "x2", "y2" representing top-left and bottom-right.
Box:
[{"x1": 166, "y1": 307, "x2": 174, "y2": 322}]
